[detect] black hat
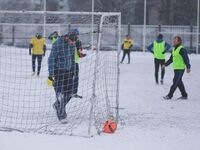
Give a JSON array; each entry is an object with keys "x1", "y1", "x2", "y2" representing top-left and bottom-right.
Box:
[{"x1": 157, "y1": 34, "x2": 163, "y2": 39}]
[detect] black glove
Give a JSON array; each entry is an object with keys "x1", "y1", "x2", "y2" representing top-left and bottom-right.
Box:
[
  {"x1": 43, "y1": 45, "x2": 46, "y2": 57},
  {"x1": 121, "y1": 44, "x2": 124, "y2": 50},
  {"x1": 29, "y1": 49, "x2": 31, "y2": 55},
  {"x1": 29, "y1": 44, "x2": 33, "y2": 55}
]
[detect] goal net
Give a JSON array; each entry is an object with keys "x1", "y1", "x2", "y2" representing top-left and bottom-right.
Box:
[{"x1": 0, "y1": 11, "x2": 121, "y2": 136}]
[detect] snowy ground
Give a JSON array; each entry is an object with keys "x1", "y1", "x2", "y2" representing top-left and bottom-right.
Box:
[{"x1": 0, "y1": 52, "x2": 200, "y2": 150}]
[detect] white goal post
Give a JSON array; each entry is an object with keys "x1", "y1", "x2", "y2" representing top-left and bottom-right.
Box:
[{"x1": 0, "y1": 10, "x2": 121, "y2": 136}]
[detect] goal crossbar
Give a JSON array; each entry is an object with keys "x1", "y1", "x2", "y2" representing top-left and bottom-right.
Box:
[{"x1": 0, "y1": 10, "x2": 121, "y2": 16}]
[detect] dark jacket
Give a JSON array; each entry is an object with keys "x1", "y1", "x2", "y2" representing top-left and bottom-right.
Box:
[{"x1": 48, "y1": 37, "x2": 75, "y2": 76}]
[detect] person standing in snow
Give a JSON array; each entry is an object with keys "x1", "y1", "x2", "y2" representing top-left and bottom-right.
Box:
[
  {"x1": 69, "y1": 29, "x2": 86, "y2": 99},
  {"x1": 120, "y1": 34, "x2": 133, "y2": 64},
  {"x1": 48, "y1": 33, "x2": 75, "y2": 122},
  {"x1": 29, "y1": 33, "x2": 46, "y2": 76},
  {"x1": 147, "y1": 34, "x2": 171, "y2": 84},
  {"x1": 162, "y1": 36, "x2": 191, "y2": 100}
]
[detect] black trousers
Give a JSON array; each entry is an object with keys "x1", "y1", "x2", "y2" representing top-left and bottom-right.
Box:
[
  {"x1": 154, "y1": 58, "x2": 165, "y2": 83},
  {"x1": 53, "y1": 69, "x2": 73, "y2": 120},
  {"x1": 32, "y1": 54, "x2": 42, "y2": 75},
  {"x1": 72, "y1": 63, "x2": 79, "y2": 95},
  {"x1": 121, "y1": 49, "x2": 131, "y2": 63},
  {"x1": 167, "y1": 70, "x2": 188, "y2": 98}
]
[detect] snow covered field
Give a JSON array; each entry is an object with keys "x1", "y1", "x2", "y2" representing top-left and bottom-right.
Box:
[{"x1": 0, "y1": 52, "x2": 200, "y2": 150}]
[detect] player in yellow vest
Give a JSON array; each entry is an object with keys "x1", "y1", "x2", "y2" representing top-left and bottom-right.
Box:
[
  {"x1": 147, "y1": 34, "x2": 171, "y2": 84},
  {"x1": 29, "y1": 33, "x2": 46, "y2": 76},
  {"x1": 162, "y1": 36, "x2": 191, "y2": 100},
  {"x1": 120, "y1": 34, "x2": 133, "y2": 64}
]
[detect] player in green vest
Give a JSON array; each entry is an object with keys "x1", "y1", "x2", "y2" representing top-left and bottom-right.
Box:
[
  {"x1": 70, "y1": 29, "x2": 86, "y2": 98},
  {"x1": 48, "y1": 31, "x2": 59, "y2": 44},
  {"x1": 148, "y1": 34, "x2": 171, "y2": 84},
  {"x1": 162, "y1": 36, "x2": 191, "y2": 100}
]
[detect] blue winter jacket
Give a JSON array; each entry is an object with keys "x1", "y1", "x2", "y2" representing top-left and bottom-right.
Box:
[{"x1": 48, "y1": 37, "x2": 75, "y2": 76}]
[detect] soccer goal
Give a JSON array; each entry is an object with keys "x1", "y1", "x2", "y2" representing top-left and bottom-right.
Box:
[{"x1": 0, "y1": 11, "x2": 121, "y2": 136}]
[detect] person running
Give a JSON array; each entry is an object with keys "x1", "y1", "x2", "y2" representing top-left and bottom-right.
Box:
[
  {"x1": 162, "y1": 36, "x2": 191, "y2": 100},
  {"x1": 147, "y1": 34, "x2": 171, "y2": 84},
  {"x1": 29, "y1": 33, "x2": 46, "y2": 76},
  {"x1": 48, "y1": 33, "x2": 76, "y2": 122},
  {"x1": 120, "y1": 34, "x2": 133, "y2": 64}
]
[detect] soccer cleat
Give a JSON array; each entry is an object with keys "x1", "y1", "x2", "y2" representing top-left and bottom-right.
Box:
[
  {"x1": 163, "y1": 95, "x2": 171, "y2": 100},
  {"x1": 72, "y1": 94, "x2": 83, "y2": 99},
  {"x1": 177, "y1": 96, "x2": 188, "y2": 100},
  {"x1": 160, "y1": 79, "x2": 164, "y2": 85},
  {"x1": 53, "y1": 101, "x2": 67, "y2": 122},
  {"x1": 57, "y1": 112, "x2": 67, "y2": 123}
]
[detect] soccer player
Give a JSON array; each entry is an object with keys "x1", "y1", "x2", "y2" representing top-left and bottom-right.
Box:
[
  {"x1": 29, "y1": 33, "x2": 46, "y2": 76},
  {"x1": 120, "y1": 34, "x2": 133, "y2": 64},
  {"x1": 70, "y1": 29, "x2": 86, "y2": 99},
  {"x1": 48, "y1": 31, "x2": 59, "y2": 44},
  {"x1": 163, "y1": 36, "x2": 191, "y2": 100},
  {"x1": 147, "y1": 34, "x2": 171, "y2": 84},
  {"x1": 48, "y1": 33, "x2": 76, "y2": 122}
]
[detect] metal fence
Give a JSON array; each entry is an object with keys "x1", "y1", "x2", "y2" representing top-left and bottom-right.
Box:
[
  {"x1": 0, "y1": 24, "x2": 199, "y2": 53},
  {"x1": 122, "y1": 24, "x2": 198, "y2": 53}
]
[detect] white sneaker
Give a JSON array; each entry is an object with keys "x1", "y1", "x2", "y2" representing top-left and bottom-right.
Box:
[{"x1": 31, "y1": 72, "x2": 35, "y2": 76}]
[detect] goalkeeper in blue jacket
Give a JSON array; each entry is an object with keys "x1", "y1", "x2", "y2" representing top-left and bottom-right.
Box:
[{"x1": 48, "y1": 33, "x2": 76, "y2": 122}]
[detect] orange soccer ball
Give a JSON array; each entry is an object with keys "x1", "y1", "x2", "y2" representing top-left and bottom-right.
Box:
[{"x1": 103, "y1": 119, "x2": 117, "y2": 133}]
